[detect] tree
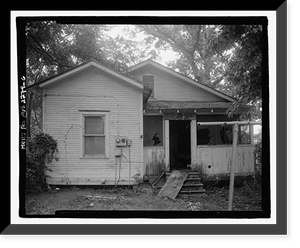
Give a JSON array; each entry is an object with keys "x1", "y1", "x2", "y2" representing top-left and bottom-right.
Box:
[
  {"x1": 136, "y1": 25, "x2": 263, "y2": 107},
  {"x1": 25, "y1": 22, "x2": 127, "y2": 136},
  {"x1": 137, "y1": 25, "x2": 224, "y2": 83},
  {"x1": 25, "y1": 21, "x2": 111, "y2": 85},
  {"x1": 221, "y1": 25, "x2": 263, "y2": 105},
  {"x1": 25, "y1": 23, "x2": 264, "y2": 137}
]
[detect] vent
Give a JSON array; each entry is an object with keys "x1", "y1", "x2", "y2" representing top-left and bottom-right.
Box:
[
  {"x1": 142, "y1": 75, "x2": 155, "y2": 98},
  {"x1": 142, "y1": 75, "x2": 154, "y2": 83}
]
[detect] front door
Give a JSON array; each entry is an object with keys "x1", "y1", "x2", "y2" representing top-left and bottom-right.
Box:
[{"x1": 169, "y1": 120, "x2": 191, "y2": 170}]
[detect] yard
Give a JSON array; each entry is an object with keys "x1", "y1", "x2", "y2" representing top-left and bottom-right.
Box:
[{"x1": 25, "y1": 180, "x2": 262, "y2": 215}]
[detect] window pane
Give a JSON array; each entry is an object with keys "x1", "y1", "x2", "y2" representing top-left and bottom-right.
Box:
[
  {"x1": 143, "y1": 116, "x2": 163, "y2": 147},
  {"x1": 218, "y1": 125, "x2": 233, "y2": 144},
  {"x1": 216, "y1": 125, "x2": 224, "y2": 144},
  {"x1": 85, "y1": 116, "x2": 104, "y2": 134},
  {"x1": 197, "y1": 125, "x2": 215, "y2": 145},
  {"x1": 197, "y1": 115, "x2": 237, "y2": 145},
  {"x1": 85, "y1": 136, "x2": 105, "y2": 155},
  {"x1": 239, "y1": 125, "x2": 250, "y2": 144}
]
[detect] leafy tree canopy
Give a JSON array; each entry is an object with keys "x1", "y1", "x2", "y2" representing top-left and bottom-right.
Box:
[
  {"x1": 25, "y1": 22, "x2": 263, "y2": 113},
  {"x1": 135, "y1": 25, "x2": 263, "y2": 106}
]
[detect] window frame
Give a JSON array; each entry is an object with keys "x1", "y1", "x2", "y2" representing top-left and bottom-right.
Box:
[
  {"x1": 196, "y1": 115, "x2": 252, "y2": 147},
  {"x1": 80, "y1": 111, "x2": 109, "y2": 158},
  {"x1": 141, "y1": 74, "x2": 156, "y2": 98},
  {"x1": 238, "y1": 124, "x2": 251, "y2": 144},
  {"x1": 143, "y1": 114, "x2": 164, "y2": 147}
]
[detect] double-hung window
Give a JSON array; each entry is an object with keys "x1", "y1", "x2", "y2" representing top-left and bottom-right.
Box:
[{"x1": 81, "y1": 112, "x2": 109, "y2": 158}]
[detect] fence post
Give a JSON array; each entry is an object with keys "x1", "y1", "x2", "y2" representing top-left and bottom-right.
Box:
[{"x1": 228, "y1": 123, "x2": 238, "y2": 211}]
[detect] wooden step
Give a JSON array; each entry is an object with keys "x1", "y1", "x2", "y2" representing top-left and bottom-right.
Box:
[
  {"x1": 179, "y1": 172, "x2": 205, "y2": 195},
  {"x1": 185, "y1": 178, "x2": 202, "y2": 181},
  {"x1": 186, "y1": 174, "x2": 201, "y2": 178},
  {"x1": 179, "y1": 189, "x2": 206, "y2": 194},
  {"x1": 181, "y1": 185, "x2": 204, "y2": 191},
  {"x1": 182, "y1": 183, "x2": 203, "y2": 187}
]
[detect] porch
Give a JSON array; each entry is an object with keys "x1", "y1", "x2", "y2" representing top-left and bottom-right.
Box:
[{"x1": 142, "y1": 101, "x2": 256, "y2": 180}]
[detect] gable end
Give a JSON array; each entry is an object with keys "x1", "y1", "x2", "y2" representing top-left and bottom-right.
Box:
[
  {"x1": 129, "y1": 60, "x2": 236, "y2": 102},
  {"x1": 36, "y1": 61, "x2": 144, "y2": 90}
]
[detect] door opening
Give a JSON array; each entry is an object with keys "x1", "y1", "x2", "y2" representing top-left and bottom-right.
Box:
[{"x1": 169, "y1": 120, "x2": 191, "y2": 170}]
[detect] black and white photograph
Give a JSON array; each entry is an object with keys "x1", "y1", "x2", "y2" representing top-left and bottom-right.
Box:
[{"x1": 18, "y1": 17, "x2": 268, "y2": 217}]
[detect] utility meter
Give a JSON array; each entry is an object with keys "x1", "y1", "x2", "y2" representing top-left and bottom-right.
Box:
[
  {"x1": 115, "y1": 136, "x2": 127, "y2": 147},
  {"x1": 126, "y1": 139, "x2": 132, "y2": 147}
]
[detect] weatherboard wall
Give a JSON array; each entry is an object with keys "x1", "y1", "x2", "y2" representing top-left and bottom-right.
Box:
[
  {"x1": 43, "y1": 67, "x2": 143, "y2": 185},
  {"x1": 193, "y1": 145, "x2": 255, "y2": 177},
  {"x1": 130, "y1": 65, "x2": 226, "y2": 102}
]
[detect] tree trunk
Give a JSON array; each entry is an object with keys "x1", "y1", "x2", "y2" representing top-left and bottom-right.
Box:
[{"x1": 27, "y1": 92, "x2": 33, "y2": 138}]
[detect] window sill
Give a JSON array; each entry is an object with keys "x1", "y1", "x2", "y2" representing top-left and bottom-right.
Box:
[
  {"x1": 197, "y1": 144, "x2": 254, "y2": 148},
  {"x1": 80, "y1": 155, "x2": 109, "y2": 159},
  {"x1": 143, "y1": 146, "x2": 164, "y2": 149}
]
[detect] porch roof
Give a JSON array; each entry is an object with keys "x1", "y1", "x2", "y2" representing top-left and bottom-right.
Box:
[{"x1": 143, "y1": 100, "x2": 233, "y2": 110}]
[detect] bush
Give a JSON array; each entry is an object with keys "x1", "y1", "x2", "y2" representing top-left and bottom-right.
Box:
[
  {"x1": 254, "y1": 130, "x2": 262, "y2": 163},
  {"x1": 26, "y1": 133, "x2": 58, "y2": 194}
]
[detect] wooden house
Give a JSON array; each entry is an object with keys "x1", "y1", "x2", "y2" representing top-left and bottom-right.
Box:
[{"x1": 29, "y1": 59, "x2": 255, "y2": 186}]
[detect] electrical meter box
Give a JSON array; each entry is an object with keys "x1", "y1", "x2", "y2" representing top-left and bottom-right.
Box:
[
  {"x1": 115, "y1": 136, "x2": 127, "y2": 147},
  {"x1": 126, "y1": 139, "x2": 132, "y2": 147}
]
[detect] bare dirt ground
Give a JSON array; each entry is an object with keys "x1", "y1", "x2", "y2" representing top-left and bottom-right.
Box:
[{"x1": 25, "y1": 181, "x2": 262, "y2": 215}]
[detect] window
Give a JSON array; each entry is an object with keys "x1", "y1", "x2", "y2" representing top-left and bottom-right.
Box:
[
  {"x1": 142, "y1": 74, "x2": 155, "y2": 98},
  {"x1": 239, "y1": 125, "x2": 251, "y2": 144},
  {"x1": 81, "y1": 112, "x2": 109, "y2": 157},
  {"x1": 143, "y1": 116, "x2": 163, "y2": 147},
  {"x1": 197, "y1": 115, "x2": 250, "y2": 145}
]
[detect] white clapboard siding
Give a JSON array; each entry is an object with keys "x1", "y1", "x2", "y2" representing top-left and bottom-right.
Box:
[
  {"x1": 130, "y1": 66, "x2": 225, "y2": 102},
  {"x1": 143, "y1": 147, "x2": 165, "y2": 176},
  {"x1": 44, "y1": 66, "x2": 143, "y2": 185},
  {"x1": 194, "y1": 145, "x2": 255, "y2": 176}
]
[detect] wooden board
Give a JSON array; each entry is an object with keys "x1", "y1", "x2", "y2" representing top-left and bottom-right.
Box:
[
  {"x1": 143, "y1": 147, "x2": 165, "y2": 176},
  {"x1": 158, "y1": 170, "x2": 188, "y2": 199},
  {"x1": 194, "y1": 145, "x2": 255, "y2": 175}
]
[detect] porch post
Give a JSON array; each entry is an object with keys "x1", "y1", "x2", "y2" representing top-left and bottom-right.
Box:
[
  {"x1": 190, "y1": 119, "x2": 197, "y2": 169},
  {"x1": 250, "y1": 113, "x2": 254, "y2": 145},
  {"x1": 164, "y1": 119, "x2": 170, "y2": 171}
]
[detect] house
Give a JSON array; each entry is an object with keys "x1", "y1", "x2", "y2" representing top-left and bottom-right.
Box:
[{"x1": 28, "y1": 59, "x2": 255, "y2": 186}]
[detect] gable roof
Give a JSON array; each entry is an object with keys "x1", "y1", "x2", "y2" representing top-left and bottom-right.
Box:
[
  {"x1": 27, "y1": 60, "x2": 144, "y2": 90},
  {"x1": 128, "y1": 59, "x2": 236, "y2": 102}
]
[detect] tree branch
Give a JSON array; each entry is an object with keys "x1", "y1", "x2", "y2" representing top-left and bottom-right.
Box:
[
  {"x1": 141, "y1": 25, "x2": 193, "y2": 61},
  {"x1": 146, "y1": 25, "x2": 202, "y2": 80},
  {"x1": 140, "y1": 25, "x2": 205, "y2": 82},
  {"x1": 206, "y1": 71, "x2": 229, "y2": 87},
  {"x1": 192, "y1": 26, "x2": 201, "y2": 54},
  {"x1": 27, "y1": 34, "x2": 72, "y2": 69}
]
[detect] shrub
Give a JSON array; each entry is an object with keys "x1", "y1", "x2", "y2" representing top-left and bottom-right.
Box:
[
  {"x1": 26, "y1": 133, "x2": 58, "y2": 194},
  {"x1": 254, "y1": 133, "x2": 262, "y2": 164}
]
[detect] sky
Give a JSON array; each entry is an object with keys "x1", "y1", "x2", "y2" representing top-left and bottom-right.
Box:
[{"x1": 104, "y1": 25, "x2": 178, "y2": 66}]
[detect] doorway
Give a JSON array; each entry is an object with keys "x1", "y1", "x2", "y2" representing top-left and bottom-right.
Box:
[{"x1": 169, "y1": 120, "x2": 191, "y2": 170}]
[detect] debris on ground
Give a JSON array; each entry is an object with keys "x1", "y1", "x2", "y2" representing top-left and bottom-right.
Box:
[
  {"x1": 25, "y1": 181, "x2": 262, "y2": 214},
  {"x1": 85, "y1": 195, "x2": 118, "y2": 200}
]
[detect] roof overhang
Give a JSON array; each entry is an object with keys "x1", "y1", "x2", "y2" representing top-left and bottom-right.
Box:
[
  {"x1": 129, "y1": 60, "x2": 236, "y2": 103},
  {"x1": 144, "y1": 100, "x2": 233, "y2": 110},
  {"x1": 143, "y1": 100, "x2": 255, "y2": 115}
]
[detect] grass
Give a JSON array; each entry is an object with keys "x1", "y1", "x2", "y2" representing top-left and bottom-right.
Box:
[{"x1": 25, "y1": 180, "x2": 262, "y2": 215}]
